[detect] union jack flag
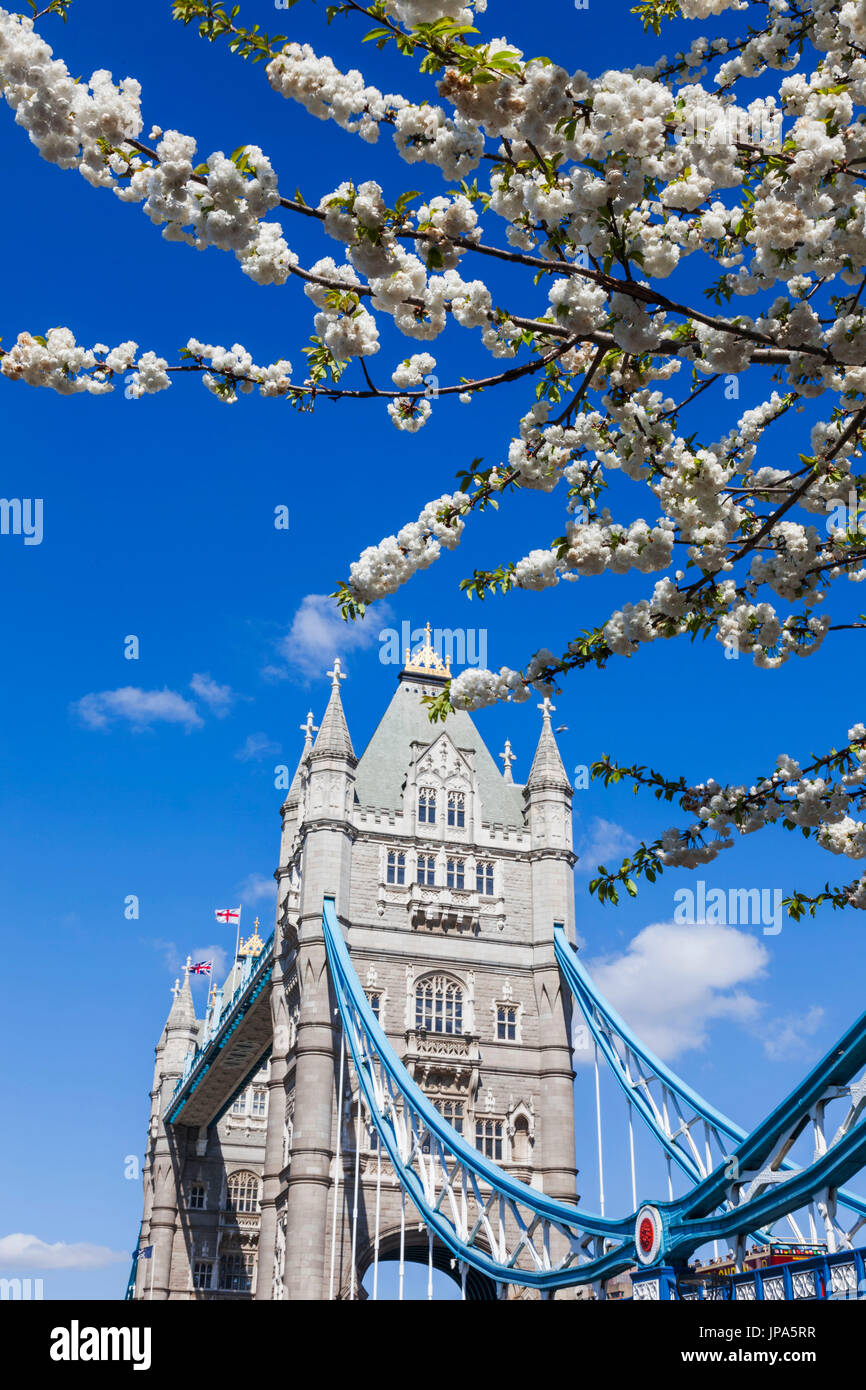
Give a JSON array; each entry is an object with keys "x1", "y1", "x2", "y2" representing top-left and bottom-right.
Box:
[{"x1": 190, "y1": 961, "x2": 212, "y2": 976}]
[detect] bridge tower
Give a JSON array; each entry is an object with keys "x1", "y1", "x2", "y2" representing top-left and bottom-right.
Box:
[
  {"x1": 268, "y1": 632, "x2": 579, "y2": 1298},
  {"x1": 136, "y1": 632, "x2": 581, "y2": 1299}
]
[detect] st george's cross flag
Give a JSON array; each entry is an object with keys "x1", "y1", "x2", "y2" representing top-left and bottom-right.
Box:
[
  {"x1": 214, "y1": 907, "x2": 241, "y2": 926},
  {"x1": 190, "y1": 961, "x2": 212, "y2": 976}
]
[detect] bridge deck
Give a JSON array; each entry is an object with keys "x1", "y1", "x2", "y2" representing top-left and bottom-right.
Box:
[{"x1": 166, "y1": 945, "x2": 274, "y2": 1128}]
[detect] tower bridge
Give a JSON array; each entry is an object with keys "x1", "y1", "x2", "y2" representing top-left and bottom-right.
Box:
[{"x1": 129, "y1": 633, "x2": 866, "y2": 1301}]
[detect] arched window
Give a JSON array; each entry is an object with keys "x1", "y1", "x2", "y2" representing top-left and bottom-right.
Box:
[
  {"x1": 447, "y1": 791, "x2": 465, "y2": 828},
  {"x1": 415, "y1": 975, "x2": 464, "y2": 1035},
  {"x1": 446, "y1": 857, "x2": 465, "y2": 890},
  {"x1": 226, "y1": 1170, "x2": 260, "y2": 1214},
  {"x1": 417, "y1": 854, "x2": 436, "y2": 886},
  {"x1": 418, "y1": 787, "x2": 436, "y2": 824}
]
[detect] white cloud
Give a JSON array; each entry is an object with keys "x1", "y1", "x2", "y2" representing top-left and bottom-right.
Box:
[
  {"x1": 190, "y1": 673, "x2": 235, "y2": 716},
  {"x1": 580, "y1": 921, "x2": 769, "y2": 1062},
  {"x1": 575, "y1": 817, "x2": 636, "y2": 873},
  {"x1": 279, "y1": 593, "x2": 391, "y2": 680},
  {"x1": 0, "y1": 1234, "x2": 127, "y2": 1270},
  {"x1": 72, "y1": 686, "x2": 202, "y2": 731},
  {"x1": 235, "y1": 732, "x2": 282, "y2": 762},
  {"x1": 238, "y1": 873, "x2": 277, "y2": 905},
  {"x1": 758, "y1": 1005, "x2": 825, "y2": 1062}
]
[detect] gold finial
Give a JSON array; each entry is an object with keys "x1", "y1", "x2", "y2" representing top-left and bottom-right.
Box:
[
  {"x1": 402, "y1": 621, "x2": 451, "y2": 678},
  {"x1": 239, "y1": 917, "x2": 265, "y2": 958}
]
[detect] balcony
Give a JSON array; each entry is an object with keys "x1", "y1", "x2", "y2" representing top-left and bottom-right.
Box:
[
  {"x1": 403, "y1": 1028, "x2": 481, "y2": 1093},
  {"x1": 408, "y1": 884, "x2": 480, "y2": 934}
]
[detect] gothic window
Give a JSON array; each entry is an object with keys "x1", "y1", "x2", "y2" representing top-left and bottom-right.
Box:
[
  {"x1": 386, "y1": 850, "x2": 406, "y2": 885},
  {"x1": 417, "y1": 854, "x2": 436, "y2": 887},
  {"x1": 436, "y1": 1097, "x2": 465, "y2": 1135},
  {"x1": 193, "y1": 1260, "x2": 213, "y2": 1290},
  {"x1": 476, "y1": 861, "x2": 495, "y2": 895},
  {"x1": 476, "y1": 1118, "x2": 504, "y2": 1161},
  {"x1": 251, "y1": 1088, "x2": 267, "y2": 1118},
  {"x1": 415, "y1": 974, "x2": 464, "y2": 1035},
  {"x1": 226, "y1": 1171, "x2": 260, "y2": 1214},
  {"x1": 189, "y1": 1183, "x2": 206, "y2": 1210},
  {"x1": 218, "y1": 1252, "x2": 255, "y2": 1292},
  {"x1": 231, "y1": 1091, "x2": 246, "y2": 1116},
  {"x1": 447, "y1": 791, "x2": 465, "y2": 828},
  {"x1": 418, "y1": 787, "x2": 436, "y2": 824},
  {"x1": 496, "y1": 1005, "x2": 518, "y2": 1042},
  {"x1": 446, "y1": 857, "x2": 465, "y2": 890},
  {"x1": 422, "y1": 1097, "x2": 465, "y2": 1154},
  {"x1": 365, "y1": 989, "x2": 382, "y2": 1023}
]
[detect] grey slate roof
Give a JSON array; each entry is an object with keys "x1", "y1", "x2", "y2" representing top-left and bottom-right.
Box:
[{"x1": 354, "y1": 677, "x2": 526, "y2": 827}]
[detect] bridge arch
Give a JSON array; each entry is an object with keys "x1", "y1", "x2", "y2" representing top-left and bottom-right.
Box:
[{"x1": 353, "y1": 1224, "x2": 497, "y2": 1301}]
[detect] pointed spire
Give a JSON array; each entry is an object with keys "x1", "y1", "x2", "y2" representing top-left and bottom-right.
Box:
[
  {"x1": 526, "y1": 698, "x2": 571, "y2": 792},
  {"x1": 284, "y1": 712, "x2": 318, "y2": 810},
  {"x1": 312, "y1": 657, "x2": 355, "y2": 759},
  {"x1": 164, "y1": 969, "x2": 197, "y2": 1032}
]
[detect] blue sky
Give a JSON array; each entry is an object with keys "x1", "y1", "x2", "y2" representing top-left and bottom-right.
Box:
[{"x1": 1, "y1": 0, "x2": 864, "y2": 1299}]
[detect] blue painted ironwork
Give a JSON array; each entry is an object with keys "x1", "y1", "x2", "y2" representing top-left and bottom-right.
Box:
[
  {"x1": 137, "y1": 897, "x2": 866, "y2": 1294},
  {"x1": 167, "y1": 933, "x2": 274, "y2": 1124},
  {"x1": 555, "y1": 925, "x2": 866, "y2": 1256},
  {"x1": 322, "y1": 896, "x2": 637, "y2": 1289},
  {"x1": 634, "y1": 1245, "x2": 866, "y2": 1301},
  {"x1": 554, "y1": 924, "x2": 742, "y2": 1184},
  {"x1": 324, "y1": 901, "x2": 866, "y2": 1286},
  {"x1": 124, "y1": 1250, "x2": 139, "y2": 1300}
]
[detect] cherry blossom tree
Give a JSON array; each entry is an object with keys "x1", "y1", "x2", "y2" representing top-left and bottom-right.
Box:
[{"x1": 3, "y1": 0, "x2": 866, "y2": 920}]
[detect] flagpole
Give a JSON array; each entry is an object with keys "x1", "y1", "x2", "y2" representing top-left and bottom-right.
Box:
[{"x1": 233, "y1": 905, "x2": 242, "y2": 977}]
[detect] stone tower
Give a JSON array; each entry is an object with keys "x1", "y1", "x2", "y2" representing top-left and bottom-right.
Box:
[{"x1": 134, "y1": 633, "x2": 579, "y2": 1299}]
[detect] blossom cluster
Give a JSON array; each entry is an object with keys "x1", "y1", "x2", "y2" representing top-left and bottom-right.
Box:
[
  {"x1": 347, "y1": 492, "x2": 469, "y2": 601},
  {"x1": 653, "y1": 724, "x2": 866, "y2": 872}
]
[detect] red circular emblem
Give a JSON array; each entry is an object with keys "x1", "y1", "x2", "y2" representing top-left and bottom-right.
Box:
[{"x1": 639, "y1": 1217, "x2": 655, "y2": 1254}]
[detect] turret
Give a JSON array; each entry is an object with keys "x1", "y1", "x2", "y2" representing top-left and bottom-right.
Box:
[
  {"x1": 137, "y1": 964, "x2": 199, "y2": 1297},
  {"x1": 282, "y1": 658, "x2": 358, "y2": 1300},
  {"x1": 524, "y1": 699, "x2": 579, "y2": 1212}
]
